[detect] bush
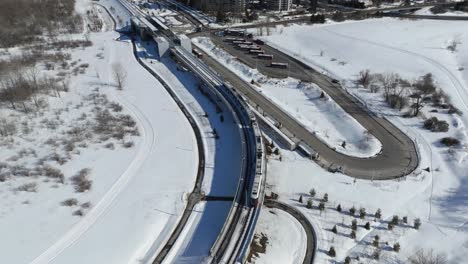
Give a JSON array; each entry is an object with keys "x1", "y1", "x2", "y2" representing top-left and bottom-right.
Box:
[
  {"x1": 336, "y1": 204, "x2": 342, "y2": 212},
  {"x1": 424, "y1": 117, "x2": 449, "y2": 132},
  {"x1": 61, "y1": 198, "x2": 78, "y2": 206},
  {"x1": 328, "y1": 246, "x2": 336, "y2": 257},
  {"x1": 81, "y1": 202, "x2": 91, "y2": 209},
  {"x1": 123, "y1": 141, "x2": 134, "y2": 148},
  {"x1": 440, "y1": 137, "x2": 460, "y2": 147},
  {"x1": 71, "y1": 168, "x2": 92, "y2": 192},
  {"x1": 409, "y1": 248, "x2": 447, "y2": 264},
  {"x1": 72, "y1": 209, "x2": 84, "y2": 216},
  {"x1": 43, "y1": 165, "x2": 65, "y2": 183},
  {"x1": 394, "y1": 242, "x2": 401, "y2": 252},
  {"x1": 16, "y1": 182, "x2": 37, "y2": 192}
]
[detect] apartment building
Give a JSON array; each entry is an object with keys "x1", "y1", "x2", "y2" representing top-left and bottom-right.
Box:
[{"x1": 266, "y1": 0, "x2": 292, "y2": 11}]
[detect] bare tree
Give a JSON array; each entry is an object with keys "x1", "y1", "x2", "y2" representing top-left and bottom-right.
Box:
[
  {"x1": 112, "y1": 63, "x2": 127, "y2": 90},
  {"x1": 378, "y1": 73, "x2": 399, "y2": 101},
  {"x1": 408, "y1": 249, "x2": 447, "y2": 264},
  {"x1": 358, "y1": 69, "x2": 371, "y2": 89}
]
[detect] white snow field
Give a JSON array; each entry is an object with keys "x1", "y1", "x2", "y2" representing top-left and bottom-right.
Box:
[
  {"x1": 193, "y1": 37, "x2": 382, "y2": 158},
  {"x1": 250, "y1": 19, "x2": 468, "y2": 263},
  {"x1": 0, "y1": 1, "x2": 202, "y2": 264},
  {"x1": 249, "y1": 207, "x2": 307, "y2": 264}
]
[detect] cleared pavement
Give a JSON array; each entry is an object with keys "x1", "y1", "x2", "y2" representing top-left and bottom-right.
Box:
[{"x1": 192, "y1": 34, "x2": 419, "y2": 180}]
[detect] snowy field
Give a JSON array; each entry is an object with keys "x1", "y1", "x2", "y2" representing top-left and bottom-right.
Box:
[
  {"x1": 250, "y1": 18, "x2": 468, "y2": 263},
  {"x1": 249, "y1": 207, "x2": 307, "y2": 264},
  {"x1": 0, "y1": 1, "x2": 201, "y2": 263},
  {"x1": 193, "y1": 37, "x2": 382, "y2": 158}
]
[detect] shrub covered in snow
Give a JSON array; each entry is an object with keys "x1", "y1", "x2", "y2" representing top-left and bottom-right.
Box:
[
  {"x1": 424, "y1": 117, "x2": 449, "y2": 132},
  {"x1": 70, "y1": 168, "x2": 92, "y2": 192}
]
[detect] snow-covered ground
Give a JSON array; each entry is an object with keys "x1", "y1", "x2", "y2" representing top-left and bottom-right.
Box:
[
  {"x1": 250, "y1": 18, "x2": 468, "y2": 263},
  {"x1": 248, "y1": 207, "x2": 307, "y2": 264},
  {"x1": 0, "y1": 1, "x2": 202, "y2": 263},
  {"x1": 193, "y1": 37, "x2": 382, "y2": 158}
]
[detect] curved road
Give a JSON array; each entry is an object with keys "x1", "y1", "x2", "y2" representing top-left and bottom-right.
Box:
[
  {"x1": 193, "y1": 35, "x2": 419, "y2": 179},
  {"x1": 263, "y1": 200, "x2": 316, "y2": 264}
]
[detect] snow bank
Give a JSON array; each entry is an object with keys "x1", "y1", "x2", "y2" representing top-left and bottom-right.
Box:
[{"x1": 193, "y1": 37, "x2": 382, "y2": 158}]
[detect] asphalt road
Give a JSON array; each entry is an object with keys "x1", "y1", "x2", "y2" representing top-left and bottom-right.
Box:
[
  {"x1": 263, "y1": 200, "x2": 316, "y2": 264},
  {"x1": 192, "y1": 34, "x2": 419, "y2": 180}
]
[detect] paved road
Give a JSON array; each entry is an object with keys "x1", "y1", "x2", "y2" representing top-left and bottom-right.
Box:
[
  {"x1": 192, "y1": 34, "x2": 419, "y2": 180},
  {"x1": 263, "y1": 200, "x2": 316, "y2": 264}
]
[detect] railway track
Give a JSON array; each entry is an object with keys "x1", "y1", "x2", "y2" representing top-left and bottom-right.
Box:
[{"x1": 116, "y1": 1, "x2": 265, "y2": 263}]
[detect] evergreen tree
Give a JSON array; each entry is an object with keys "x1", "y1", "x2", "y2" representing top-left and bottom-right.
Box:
[
  {"x1": 323, "y1": 193, "x2": 328, "y2": 202},
  {"x1": 306, "y1": 198, "x2": 313, "y2": 209},
  {"x1": 373, "y1": 236, "x2": 379, "y2": 247},
  {"x1": 372, "y1": 249, "x2": 380, "y2": 260},
  {"x1": 351, "y1": 219, "x2": 357, "y2": 231},
  {"x1": 388, "y1": 222, "x2": 394, "y2": 230},
  {"x1": 359, "y1": 208, "x2": 366, "y2": 219},
  {"x1": 414, "y1": 218, "x2": 421, "y2": 229},
  {"x1": 299, "y1": 195, "x2": 303, "y2": 204},
  {"x1": 375, "y1": 208, "x2": 382, "y2": 219},
  {"x1": 336, "y1": 204, "x2": 342, "y2": 212},
  {"x1": 328, "y1": 246, "x2": 336, "y2": 257},
  {"x1": 349, "y1": 206, "x2": 356, "y2": 216},
  {"x1": 350, "y1": 230, "x2": 356, "y2": 239},
  {"x1": 391, "y1": 215, "x2": 399, "y2": 225},
  {"x1": 393, "y1": 242, "x2": 401, "y2": 252},
  {"x1": 319, "y1": 201, "x2": 325, "y2": 212},
  {"x1": 309, "y1": 188, "x2": 316, "y2": 197},
  {"x1": 364, "y1": 222, "x2": 370, "y2": 230},
  {"x1": 402, "y1": 216, "x2": 408, "y2": 224},
  {"x1": 331, "y1": 225, "x2": 337, "y2": 234},
  {"x1": 344, "y1": 256, "x2": 352, "y2": 264}
]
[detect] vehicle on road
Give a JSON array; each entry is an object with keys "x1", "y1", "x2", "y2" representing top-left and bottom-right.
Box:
[
  {"x1": 270, "y1": 62, "x2": 289, "y2": 69},
  {"x1": 257, "y1": 54, "x2": 273, "y2": 60}
]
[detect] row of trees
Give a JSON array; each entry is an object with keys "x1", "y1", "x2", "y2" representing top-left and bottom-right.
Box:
[
  {"x1": 357, "y1": 71, "x2": 459, "y2": 117},
  {"x1": 0, "y1": 69, "x2": 67, "y2": 112}
]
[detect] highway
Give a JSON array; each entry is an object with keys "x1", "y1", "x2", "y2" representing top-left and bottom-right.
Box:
[{"x1": 264, "y1": 200, "x2": 317, "y2": 264}]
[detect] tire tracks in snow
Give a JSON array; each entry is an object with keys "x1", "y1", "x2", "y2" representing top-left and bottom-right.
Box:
[{"x1": 30, "y1": 32, "x2": 157, "y2": 264}]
